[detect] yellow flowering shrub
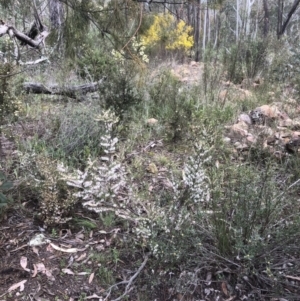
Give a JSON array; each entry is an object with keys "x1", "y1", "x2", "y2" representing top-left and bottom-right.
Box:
[
  {"x1": 166, "y1": 20, "x2": 194, "y2": 51},
  {"x1": 141, "y1": 13, "x2": 194, "y2": 53}
]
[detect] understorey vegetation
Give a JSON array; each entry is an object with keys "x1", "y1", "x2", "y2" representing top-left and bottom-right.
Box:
[{"x1": 1, "y1": 1, "x2": 300, "y2": 300}]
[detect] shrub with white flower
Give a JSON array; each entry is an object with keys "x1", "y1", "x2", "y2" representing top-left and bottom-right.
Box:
[
  {"x1": 111, "y1": 37, "x2": 149, "y2": 64},
  {"x1": 60, "y1": 110, "x2": 131, "y2": 213},
  {"x1": 182, "y1": 143, "x2": 211, "y2": 205}
]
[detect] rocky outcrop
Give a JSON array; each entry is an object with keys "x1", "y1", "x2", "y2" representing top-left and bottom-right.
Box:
[{"x1": 225, "y1": 103, "x2": 300, "y2": 157}]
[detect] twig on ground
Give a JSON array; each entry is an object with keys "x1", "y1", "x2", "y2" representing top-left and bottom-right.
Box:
[{"x1": 104, "y1": 253, "x2": 150, "y2": 301}]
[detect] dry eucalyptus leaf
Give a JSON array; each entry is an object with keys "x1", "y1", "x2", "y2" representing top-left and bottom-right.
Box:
[
  {"x1": 221, "y1": 282, "x2": 229, "y2": 296},
  {"x1": 35, "y1": 263, "x2": 55, "y2": 281},
  {"x1": 7, "y1": 280, "x2": 27, "y2": 292},
  {"x1": 50, "y1": 242, "x2": 78, "y2": 253},
  {"x1": 205, "y1": 271, "x2": 212, "y2": 285},
  {"x1": 76, "y1": 253, "x2": 86, "y2": 262},
  {"x1": 20, "y1": 256, "x2": 30, "y2": 272},
  {"x1": 32, "y1": 246, "x2": 39, "y2": 255},
  {"x1": 86, "y1": 293, "x2": 104, "y2": 299},
  {"x1": 88, "y1": 272, "x2": 95, "y2": 284},
  {"x1": 32, "y1": 264, "x2": 38, "y2": 278},
  {"x1": 62, "y1": 268, "x2": 74, "y2": 275}
]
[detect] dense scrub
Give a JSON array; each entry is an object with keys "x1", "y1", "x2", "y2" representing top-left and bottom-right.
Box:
[{"x1": 1, "y1": 1, "x2": 300, "y2": 300}]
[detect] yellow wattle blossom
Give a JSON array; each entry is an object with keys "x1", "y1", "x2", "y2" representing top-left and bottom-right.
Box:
[
  {"x1": 166, "y1": 20, "x2": 194, "y2": 51},
  {"x1": 141, "y1": 13, "x2": 194, "y2": 53}
]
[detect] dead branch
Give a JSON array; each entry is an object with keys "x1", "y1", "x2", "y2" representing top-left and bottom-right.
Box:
[
  {"x1": 19, "y1": 57, "x2": 50, "y2": 65},
  {"x1": 104, "y1": 253, "x2": 149, "y2": 301},
  {"x1": 23, "y1": 78, "x2": 106, "y2": 99},
  {"x1": 0, "y1": 21, "x2": 48, "y2": 50}
]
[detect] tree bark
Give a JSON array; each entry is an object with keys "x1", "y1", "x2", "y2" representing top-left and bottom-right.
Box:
[
  {"x1": 278, "y1": 0, "x2": 300, "y2": 38},
  {"x1": 195, "y1": 0, "x2": 200, "y2": 61},
  {"x1": 277, "y1": 0, "x2": 283, "y2": 38},
  {"x1": 23, "y1": 78, "x2": 106, "y2": 99},
  {"x1": 263, "y1": 0, "x2": 269, "y2": 37},
  {"x1": 49, "y1": 0, "x2": 64, "y2": 29}
]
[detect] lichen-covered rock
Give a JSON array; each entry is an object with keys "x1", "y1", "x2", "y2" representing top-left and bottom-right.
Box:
[{"x1": 238, "y1": 113, "x2": 252, "y2": 125}]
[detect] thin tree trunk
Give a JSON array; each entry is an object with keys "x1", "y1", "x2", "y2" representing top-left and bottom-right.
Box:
[
  {"x1": 207, "y1": 8, "x2": 211, "y2": 45},
  {"x1": 263, "y1": 0, "x2": 269, "y2": 37},
  {"x1": 195, "y1": 0, "x2": 200, "y2": 61},
  {"x1": 203, "y1": 3, "x2": 207, "y2": 51},
  {"x1": 277, "y1": 0, "x2": 283, "y2": 38},
  {"x1": 49, "y1": 0, "x2": 64, "y2": 29},
  {"x1": 236, "y1": 0, "x2": 240, "y2": 42}
]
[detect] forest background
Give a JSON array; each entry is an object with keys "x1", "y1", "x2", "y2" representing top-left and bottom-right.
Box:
[{"x1": 1, "y1": 0, "x2": 300, "y2": 300}]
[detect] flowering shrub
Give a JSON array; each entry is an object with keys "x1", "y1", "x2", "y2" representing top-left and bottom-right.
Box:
[
  {"x1": 60, "y1": 110, "x2": 135, "y2": 215},
  {"x1": 111, "y1": 37, "x2": 149, "y2": 64},
  {"x1": 141, "y1": 13, "x2": 194, "y2": 54}
]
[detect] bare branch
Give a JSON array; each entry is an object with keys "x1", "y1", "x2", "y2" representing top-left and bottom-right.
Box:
[
  {"x1": 0, "y1": 20, "x2": 49, "y2": 50},
  {"x1": 104, "y1": 253, "x2": 149, "y2": 301}
]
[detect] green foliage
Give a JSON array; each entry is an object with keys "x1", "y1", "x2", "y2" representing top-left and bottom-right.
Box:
[
  {"x1": 73, "y1": 218, "x2": 97, "y2": 230},
  {"x1": 64, "y1": 1, "x2": 93, "y2": 59},
  {"x1": 76, "y1": 36, "x2": 117, "y2": 81},
  {"x1": 37, "y1": 102, "x2": 107, "y2": 168},
  {"x1": 270, "y1": 40, "x2": 300, "y2": 97},
  {"x1": 0, "y1": 170, "x2": 13, "y2": 210},
  {"x1": 15, "y1": 153, "x2": 77, "y2": 226},
  {"x1": 0, "y1": 62, "x2": 22, "y2": 122},
  {"x1": 143, "y1": 144, "x2": 212, "y2": 267},
  {"x1": 75, "y1": 35, "x2": 143, "y2": 121},
  {"x1": 101, "y1": 75, "x2": 142, "y2": 121},
  {"x1": 147, "y1": 71, "x2": 196, "y2": 141},
  {"x1": 97, "y1": 266, "x2": 114, "y2": 286},
  {"x1": 62, "y1": 0, "x2": 141, "y2": 60},
  {"x1": 222, "y1": 39, "x2": 268, "y2": 83},
  {"x1": 210, "y1": 161, "x2": 296, "y2": 256}
]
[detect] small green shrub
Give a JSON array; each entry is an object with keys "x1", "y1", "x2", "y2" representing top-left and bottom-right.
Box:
[
  {"x1": 148, "y1": 71, "x2": 196, "y2": 141},
  {"x1": 101, "y1": 74, "x2": 142, "y2": 121},
  {"x1": 40, "y1": 102, "x2": 107, "y2": 167},
  {"x1": 210, "y1": 161, "x2": 298, "y2": 256},
  {"x1": 0, "y1": 62, "x2": 22, "y2": 121},
  {"x1": 222, "y1": 38, "x2": 268, "y2": 84},
  {"x1": 15, "y1": 152, "x2": 77, "y2": 226},
  {"x1": 73, "y1": 218, "x2": 97, "y2": 230},
  {"x1": 76, "y1": 41, "x2": 117, "y2": 81},
  {"x1": 0, "y1": 170, "x2": 13, "y2": 211}
]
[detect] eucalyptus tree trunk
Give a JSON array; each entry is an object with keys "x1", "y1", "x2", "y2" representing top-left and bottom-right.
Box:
[
  {"x1": 48, "y1": 0, "x2": 64, "y2": 52},
  {"x1": 244, "y1": 0, "x2": 255, "y2": 36},
  {"x1": 213, "y1": 11, "x2": 220, "y2": 49},
  {"x1": 236, "y1": 0, "x2": 240, "y2": 42},
  {"x1": 195, "y1": 0, "x2": 201, "y2": 61},
  {"x1": 277, "y1": 0, "x2": 283, "y2": 38},
  {"x1": 263, "y1": 0, "x2": 269, "y2": 37},
  {"x1": 202, "y1": 2, "x2": 207, "y2": 51},
  {"x1": 207, "y1": 8, "x2": 211, "y2": 45},
  {"x1": 49, "y1": 0, "x2": 64, "y2": 29}
]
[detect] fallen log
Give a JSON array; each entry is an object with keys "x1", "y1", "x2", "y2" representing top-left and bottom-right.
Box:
[{"x1": 23, "y1": 78, "x2": 106, "y2": 99}]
